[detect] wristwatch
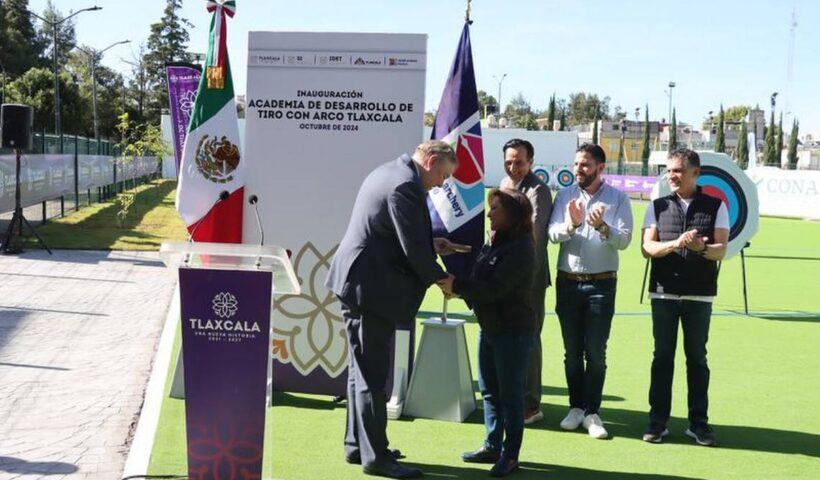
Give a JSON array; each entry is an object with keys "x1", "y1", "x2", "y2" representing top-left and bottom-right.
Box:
[{"x1": 596, "y1": 223, "x2": 610, "y2": 237}]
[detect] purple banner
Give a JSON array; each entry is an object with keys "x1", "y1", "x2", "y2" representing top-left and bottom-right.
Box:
[
  {"x1": 166, "y1": 64, "x2": 201, "y2": 174},
  {"x1": 604, "y1": 174, "x2": 658, "y2": 195},
  {"x1": 179, "y1": 267, "x2": 271, "y2": 480}
]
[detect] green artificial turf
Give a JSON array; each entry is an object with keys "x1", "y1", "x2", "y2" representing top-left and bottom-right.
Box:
[{"x1": 148, "y1": 201, "x2": 820, "y2": 479}]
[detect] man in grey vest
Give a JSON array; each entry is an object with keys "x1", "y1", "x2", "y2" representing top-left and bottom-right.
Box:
[
  {"x1": 326, "y1": 140, "x2": 464, "y2": 478},
  {"x1": 641, "y1": 148, "x2": 728, "y2": 446},
  {"x1": 499, "y1": 138, "x2": 552, "y2": 425}
]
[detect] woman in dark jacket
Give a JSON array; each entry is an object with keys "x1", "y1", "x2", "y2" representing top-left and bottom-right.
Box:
[{"x1": 451, "y1": 188, "x2": 536, "y2": 477}]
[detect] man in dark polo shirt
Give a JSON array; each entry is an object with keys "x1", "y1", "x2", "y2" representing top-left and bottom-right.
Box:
[{"x1": 640, "y1": 148, "x2": 729, "y2": 447}]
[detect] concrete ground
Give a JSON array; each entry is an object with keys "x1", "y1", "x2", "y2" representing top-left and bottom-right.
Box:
[{"x1": 0, "y1": 250, "x2": 176, "y2": 479}]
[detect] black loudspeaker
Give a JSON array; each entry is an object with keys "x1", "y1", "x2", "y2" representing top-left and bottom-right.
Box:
[{"x1": 1, "y1": 104, "x2": 34, "y2": 150}]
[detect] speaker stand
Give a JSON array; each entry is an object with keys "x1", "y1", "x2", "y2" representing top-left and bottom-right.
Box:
[{"x1": 1, "y1": 149, "x2": 52, "y2": 255}]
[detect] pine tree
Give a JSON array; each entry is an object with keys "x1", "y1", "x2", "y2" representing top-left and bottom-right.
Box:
[
  {"x1": 37, "y1": 0, "x2": 77, "y2": 67},
  {"x1": 787, "y1": 119, "x2": 799, "y2": 169},
  {"x1": 144, "y1": 0, "x2": 193, "y2": 122},
  {"x1": 641, "y1": 104, "x2": 650, "y2": 175},
  {"x1": 592, "y1": 114, "x2": 599, "y2": 144},
  {"x1": 763, "y1": 111, "x2": 777, "y2": 165},
  {"x1": 2, "y1": 0, "x2": 44, "y2": 77},
  {"x1": 736, "y1": 120, "x2": 749, "y2": 169},
  {"x1": 668, "y1": 109, "x2": 678, "y2": 152},
  {"x1": 777, "y1": 113, "x2": 784, "y2": 159},
  {"x1": 546, "y1": 94, "x2": 556, "y2": 131},
  {"x1": 559, "y1": 108, "x2": 566, "y2": 131},
  {"x1": 715, "y1": 105, "x2": 725, "y2": 153}
]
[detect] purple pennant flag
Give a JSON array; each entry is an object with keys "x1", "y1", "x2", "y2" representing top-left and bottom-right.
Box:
[
  {"x1": 178, "y1": 267, "x2": 272, "y2": 480},
  {"x1": 166, "y1": 63, "x2": 201, "y2": 175},
  {"x1": 427, "y1": 22, "x2": 485, "y2": 277}
]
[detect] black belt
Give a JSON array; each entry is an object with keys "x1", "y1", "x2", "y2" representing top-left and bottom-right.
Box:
[{"x1": 558, "y1": 271, "x2": 617, "y2": 282}]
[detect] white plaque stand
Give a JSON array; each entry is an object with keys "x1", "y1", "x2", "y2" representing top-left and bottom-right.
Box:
[{"x1": 403, "y1": 318, "x2": 476, "y2": 422}]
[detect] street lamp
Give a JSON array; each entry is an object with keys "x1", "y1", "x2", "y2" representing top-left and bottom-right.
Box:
[
  {"x1": 493, "y1": 73, "x2": 507, "y2": 117},
  {"x1": 665, "y1": 81, "x2": 676, "y2": 124},
  {"x1": 26, "y1": 5, "x2": 102, "y2": 138},
  {"x1": 76, "y1": 40, "x2": 130, "y2": 140}
]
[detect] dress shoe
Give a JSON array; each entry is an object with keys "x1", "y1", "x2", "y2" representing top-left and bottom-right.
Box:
[
  {"x1": 461, "y1": 445, "x2": 500, "y2": 464},
  {"x1": 363, "y1": 460, "x2": 423, "y2": 479},
  {"x1": 346, "y1": 448, "x2": 403, "y2": 465},
  {"x1": 489, "y1": 457, "x2": 519, "y2": 477}
]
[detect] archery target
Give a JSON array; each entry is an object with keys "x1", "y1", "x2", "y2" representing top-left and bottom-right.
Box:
[
  {"x1": 533, "y1": 165, "x2": 550, "y2": 186},
  {"x1": 652, "y1": 152, "x2": 759, "y2": 259},
  {"x1": 556, "y1": 168, "x2": 575, "y2": 188}
]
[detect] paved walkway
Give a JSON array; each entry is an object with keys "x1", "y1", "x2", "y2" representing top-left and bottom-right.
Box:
[{"x1": 0, "y1": 250, "x2": 176, "y2": 479}]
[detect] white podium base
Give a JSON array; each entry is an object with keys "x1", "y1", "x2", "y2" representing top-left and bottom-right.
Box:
[{"x1": 403, "y1": 318, "x2": 476, "y2": 422}]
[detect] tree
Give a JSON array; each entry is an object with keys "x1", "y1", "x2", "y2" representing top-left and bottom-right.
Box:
[
  {"x1": 143, "y1": 0, "x2": 193, "y2": 123},
  {"x1": 123, "y1": 45, "x2": 150, "y2": 125},
  {"x1": 668, "y1": 109, "x2": 678, "y2": 152},
  {"x1": 704, "y1": 105, "x2": 748, "y2": 127},
  {"x1": 2, "y1": 0, "x2": 44, "y2": 77},
  {"x1": 558, "y1": 108, "x2": 566, "y2": 131},
  {"x1": 616, "y1": 120, "x2": 625, "y2": 173},
  {"x1": 777, "y1": 113, "x2": 784, "y2": 158},
  {"x1": 6, "y1": 67, "x2": 83, "y2": 133},
  {"x1": 566, "y1": 91, "x2": 611, "y2": 126},
  {"x1": 736, "y1": 120, "x2": 749, "y2": 169},
  {"x1": 787, "y1": 119, "x2": 799, "y2": 169},
  {"x1": 715, "y1": 105, "x2": 725, "y2": 153},
  {"x1": 641, "y1": 105, "x2": 650, "y2": 175},
  {"x1": 592, "y1": 113, "x2": 599, "y2": 144},
  {"x1": 519, "y1": 113, "x2": 538, "y2": 131},
  {"x1": 503, "y1": 92, "x2": 533, "y2": 128},
  {"x1": 477, "y1": 90, "x2": 497, "y2": 117},
  {"x1": 545, "y1": 94, "x2": 556, "y2": 131},
  {"x1": 67, "y1": 49, "x2": 127, "y2": 139},
  {"x1": 36, "y1": 1, "x2": 77, "y2": 67},
  {"x1": 763, "y1": 111, "x2": 777, "y2": 165}
]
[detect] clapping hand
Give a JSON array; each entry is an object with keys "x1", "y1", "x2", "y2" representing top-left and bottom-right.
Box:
[
  {"x1": 685, "y1": 233, "x2": 709, "y2": 252},
  {"x1": 586, "y1": 205, "x2": 606, "y2": 228},
  {"x1": 437, "y1": 274, "x2": 458, "y2": 299},
  {"x1": 434, "y1": 237, "x2": 472, "y2": 256},
  {"x1": 567, "y1": 199, "x2": 585, "y2": 228},
  {"x1": 675, "y1": 229, "x2": 700, "y2": 249}
]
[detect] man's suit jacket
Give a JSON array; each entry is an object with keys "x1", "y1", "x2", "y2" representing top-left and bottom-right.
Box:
[
  {"x1": 326, "y1": 154, "x2": 447, "y2": 325},
  {"x1": 500, "y1": 170, "x2": 553, "y2": 288}
]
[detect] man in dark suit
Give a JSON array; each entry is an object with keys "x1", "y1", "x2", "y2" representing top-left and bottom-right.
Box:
[
  {"x1": 326, "y1": 140, "x2": 464, "y2": 479},
  {"x1": 499, "y1": 138, "x2": 553, "y2": 425}
]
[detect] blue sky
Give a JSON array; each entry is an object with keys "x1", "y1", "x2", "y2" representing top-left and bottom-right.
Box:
[{"x1": 29, "y1": 0, "x2": 820, "y2": 136}]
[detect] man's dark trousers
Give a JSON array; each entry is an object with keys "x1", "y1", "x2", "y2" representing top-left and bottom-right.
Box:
[
  {"x1": 343, "y1": 303, "x2": 393, "y2": 468},
  {"x1": 555, "y1": 277, "x2": 616, "y2": 415},
  {"x1": 649, "y1": 298, "x2": 711, "y2": 428},
  {"x1": 524, "y1": 274, "x2": 547, "y2": 412}
]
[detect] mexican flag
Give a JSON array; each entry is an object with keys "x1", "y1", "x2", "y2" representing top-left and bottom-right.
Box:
[{"x1": 176, "y1": 0, "x2": 243, "y2": 243}]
